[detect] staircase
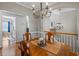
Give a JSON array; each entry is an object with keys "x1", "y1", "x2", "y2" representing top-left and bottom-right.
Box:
[{"x1": 54, "y1": 32, "x2": 79, "y2": 55}]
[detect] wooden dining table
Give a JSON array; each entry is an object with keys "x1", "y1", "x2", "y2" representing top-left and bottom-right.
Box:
[{"x1": 29, "y1": 39, "x2": 70, "y2": 56}]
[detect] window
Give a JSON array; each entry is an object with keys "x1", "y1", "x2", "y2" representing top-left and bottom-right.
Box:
[{"x1": 2, "y1": 21, "x2": 8, "y2": 32}]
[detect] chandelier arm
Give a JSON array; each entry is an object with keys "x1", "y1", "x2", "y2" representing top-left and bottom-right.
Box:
[{"x1": 40, "y1": 2, "x2": 42, "y2": 11}]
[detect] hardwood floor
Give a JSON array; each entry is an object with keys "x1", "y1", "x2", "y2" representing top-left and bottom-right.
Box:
[
  {"x1": 30, "y1": 44, "x2": 48, "y2": 56},
  {"x1": 30, "y1": 40, "x2": 70, "y2": 56},
  {"x1": 0, "y1": 41, "x2": 78, "y2": 56},
  {"x1": 15, "y1": 42, "x2": 54, "y2": 56},
  {"x1": 16, "y1": 40, "x2": 78, "y2": 56},
  {"x1": 16, "y1": 42, "x2": 78, "y2": 56}
]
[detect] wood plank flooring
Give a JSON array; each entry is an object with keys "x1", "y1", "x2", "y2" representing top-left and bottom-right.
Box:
[
  {"x1": 15, "y1": 41, "x2": 78, "y2": 56},
  {"x1": 15, "y1": 42, "x2": 49, "y2": 56},
  {"x1": 0, "y1": 41, "x2": 78, "y2": 56}
]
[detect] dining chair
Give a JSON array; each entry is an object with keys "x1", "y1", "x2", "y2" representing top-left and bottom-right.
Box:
[
  {"x1": 18, "y1": 40, "x2": 31, "y2": 56},
  {"x1": 24, "y1": 32, "x2": 31, "y2": 41},
  {"x1": 45, "y1": 31, "x2": 55, "y2": 43}
]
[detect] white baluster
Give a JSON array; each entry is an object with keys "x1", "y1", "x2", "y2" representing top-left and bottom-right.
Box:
[
  {"x1": 71, "y1": 36, "x2": 74, "y2": 52},
  {"x1": 63, "y1": 35, "x2": 65, "y2": 44}
]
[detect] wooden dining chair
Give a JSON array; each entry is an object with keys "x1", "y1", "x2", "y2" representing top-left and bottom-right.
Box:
[
  {"x1": 45, "y1": 31, "x2": 55, "y2": 43},
  {"x1": 18, "y1": 41, "x2": 25, "y2": 56},
  {"x1": 18, "y1": 40, "x2": 31, "y2": 56},
  {"x1": 24, "y1": 32, "x2": 31, "y2": 41}
]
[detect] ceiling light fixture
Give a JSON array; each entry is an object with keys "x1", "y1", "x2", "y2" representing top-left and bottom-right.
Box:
[{"x1": 32, "y1": 2, "x2": 52, "y2": 19}]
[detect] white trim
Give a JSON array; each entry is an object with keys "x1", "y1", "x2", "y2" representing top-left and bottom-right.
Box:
[
  {"x1": 16, "y1": 2, "x2": 32, "y2": 9},
  {"x1": 0, "y1": 10, "x2": 24, "y2": 16}
]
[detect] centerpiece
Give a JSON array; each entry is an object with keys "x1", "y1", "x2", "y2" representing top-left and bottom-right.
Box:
[{"x1": 37, "y1": 38, "x2": 46, "y2": 48}]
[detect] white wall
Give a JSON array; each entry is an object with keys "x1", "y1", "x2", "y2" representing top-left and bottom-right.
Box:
[
  {"x1": 0, "y1": 16, "x2": 2, "y2": 48},
  {"x1": 16, "y1": 12, "x2": 40, "y2": 41},
  {"x1": 43, "y1": 13, "x2": 59, "y2": 31},
  {"x1": 43, "y1": 10, "x2": 77, "y2": 33},
  {"x1": 61, "y1": 11, "x2": 77, "y2": 33},
  {"x1": 16, "y1": 16, "x2": 26, "y2": 41},
  {"x1": 77, "y1": 9, "x2": 79, "y2": 49}
]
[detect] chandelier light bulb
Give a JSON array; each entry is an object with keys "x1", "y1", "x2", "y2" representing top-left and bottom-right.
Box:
[
  {"x1": 49, "y1": 8, "x2": 52, "y2": 11},
  {"x1": 46, "y1": 2, "x2": 48, "y2": 6},
  {"x1": 32, "y1": 4, "x2": 35, "y2": 8},
  {"x1": 33, "y1": 10, "x2": 35, "y2": 13}
]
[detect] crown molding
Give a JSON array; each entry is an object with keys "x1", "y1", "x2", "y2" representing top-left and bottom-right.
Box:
[
  {"x1": 0, "y1": 10, "x2": 25, "y2": 16},
  {"x1": 16, "y1": 2, "x2": 32, "y2": 10}
]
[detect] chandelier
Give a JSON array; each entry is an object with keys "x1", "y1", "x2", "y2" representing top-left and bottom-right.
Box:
[{"x1": 32, "y1": 2, "x2": 52, "y2": 19}]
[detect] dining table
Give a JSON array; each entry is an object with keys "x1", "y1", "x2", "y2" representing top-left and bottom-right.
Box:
[{"x1": 29, "y1": 39, "x2": 70, "y2": 56}]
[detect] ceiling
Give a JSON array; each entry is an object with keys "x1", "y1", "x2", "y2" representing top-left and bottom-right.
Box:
[
  {"x1": 15, "y1": 2, "x2": 79, "y2": 14},
  {"x1": 16, "y1": 2, "x2": 58, "y2": 9}
]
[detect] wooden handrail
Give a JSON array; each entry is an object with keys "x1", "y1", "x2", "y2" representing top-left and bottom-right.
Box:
[
  {"x1": 55, "y1": 32, "x2": 78, "y2": 36},
  {"x1": 44, "y1": 31, "x2": 78, "y2": 36}
]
